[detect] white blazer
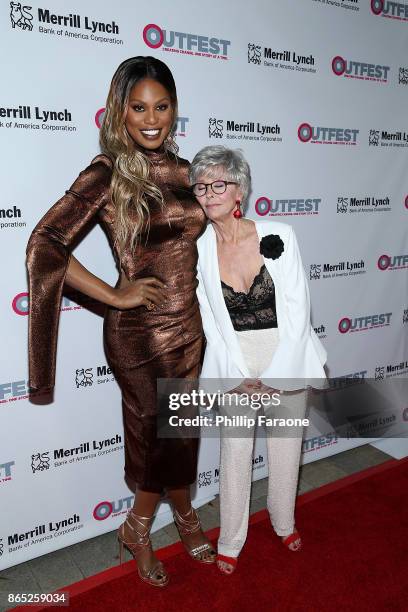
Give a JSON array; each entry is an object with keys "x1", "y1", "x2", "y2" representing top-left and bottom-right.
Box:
[{"x1": 196, "y1": 221, "x2": 327, "y2": 391}]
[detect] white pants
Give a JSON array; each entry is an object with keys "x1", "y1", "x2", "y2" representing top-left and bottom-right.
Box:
[{"x1": 218, "y1": 328, "x2": 306, "y2": 558}]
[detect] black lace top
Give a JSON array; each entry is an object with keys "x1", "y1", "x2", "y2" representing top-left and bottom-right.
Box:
[{"x1": 221, "y1": 264, "x2": 278, "y2": 332}]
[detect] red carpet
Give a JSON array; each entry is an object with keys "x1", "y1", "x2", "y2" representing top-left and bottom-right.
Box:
[{"x1": 15, "y1": 459, "x2": 408, "y2": 612}]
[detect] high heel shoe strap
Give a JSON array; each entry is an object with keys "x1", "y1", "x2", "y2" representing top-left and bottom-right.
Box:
[
  {"x1": 173, "y1": 507, "x2": 201, "y2": 535},
  {"x1": 120, "y1": 511, "x2": 154, "y2": 547}
]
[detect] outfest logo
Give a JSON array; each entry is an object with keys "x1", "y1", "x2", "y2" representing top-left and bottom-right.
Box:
[
  {"x1": 255, "y1": 196, "x2": 321, "y2": 216},
  {"x1": 12, "y1": 292, "x2": 29, "y2": 315},
  {"x1": 12, "y1": 292, "x2": 95, "y2": 315},
  {"x1": 0, "y1": 461, "x2": 15, "y2": 483},
  {"x1": 298, "y1": 123, "x2": 359, "y2": 145},
  {"x1": 371, "y1": 0, "x2": 408, "y2": 21},
  {"x1": 338, "y1": 312, "x2": 392, "y2": 333},
  {"x1": 142, "y1": 23, "x2": 230, "y2": 60},
  {"x1": 93, "y1": 496, "x2": 134, "y2": 520},
  {"x1": 377, "y1": 253, "x2": 408, "y2": 270},
  {"x1": 302, "y1": 432, "x2": 338, "y2": 453},
  {"x1": 0, "y1": 379, "x2": 29, "y2": 403},
  {"x1": 331, "y1": 55, "x2": 390, "y2": 82}
]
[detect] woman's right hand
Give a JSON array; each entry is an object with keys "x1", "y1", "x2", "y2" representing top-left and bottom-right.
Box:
[{"x1": 113, "y1": 277, "x2": 167, "y2": 310}]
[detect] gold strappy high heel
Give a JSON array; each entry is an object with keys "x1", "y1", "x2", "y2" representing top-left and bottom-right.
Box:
[
  {"x1": 118, "y1": 511, "x2": 169, "y2": 587},
  {"x1": 173, "y1": 507, "x2": 216, "y2": 564}
]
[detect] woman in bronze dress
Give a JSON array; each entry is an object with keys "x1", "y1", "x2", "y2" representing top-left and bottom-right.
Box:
[{"x1": 26, "y1": 56, "x2": 215, "y2": 587}]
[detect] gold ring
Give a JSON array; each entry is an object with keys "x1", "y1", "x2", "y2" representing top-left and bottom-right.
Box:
[{"x1": 146, "y1": 301, "x2": 155, "y2": 311}]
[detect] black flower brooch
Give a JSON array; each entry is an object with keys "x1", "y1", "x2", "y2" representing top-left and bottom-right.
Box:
[{"x1": 259, "y1": 234, "x2": 284, "y2": 260}]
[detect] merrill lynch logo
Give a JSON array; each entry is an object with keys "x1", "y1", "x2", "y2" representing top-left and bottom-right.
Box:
[
  {"x1": 337, "y1": 197, "x2": 348, "y2": 213},
  {"x1": 248, "y1": 43, "x2": 261, "y2": 64},
  {"x1": 209, "y1": 118, "x2": 223, "y2": 138},
  {"x1": 198, "y1": 470, "x2": 212, "y2": 487},
  {"x1": 369, "y1": 130, "x2": 380, "y2": 146},
  {"x1": 310, "y1": 264, "x2": 321, "y2": 280},
  {"x1": 399, "y1": 67, "x2": 408, "y2": 85},
  {"x1": 375, "y1": 366, "x2": 385, "y2": 381},
  {"x1": 76, "y1": 368, "x2": 94, "y2": 388},
  {"x1": 10, "y1": 2, "x2": 33, "y2": 30},
  {"x1": 31, "y1": 452, "x2": 50, "y2": 473}
]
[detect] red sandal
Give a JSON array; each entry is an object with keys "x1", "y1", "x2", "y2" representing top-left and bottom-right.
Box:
[
  {"x1": 281, "y1": 529, "x2": 302, "y2": 551},
  {"x1": 216, "y1": 554, "x2": 238, "y2": 575}
]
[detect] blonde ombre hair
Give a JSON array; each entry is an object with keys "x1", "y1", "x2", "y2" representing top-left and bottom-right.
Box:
[{"x1": 100, "y1": 56, "x2": 178, "y2": 252}]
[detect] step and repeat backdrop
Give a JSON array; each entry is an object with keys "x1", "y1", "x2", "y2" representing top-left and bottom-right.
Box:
[{"x1": 1, "y1": 0, "x2": 408, "y2": 570}]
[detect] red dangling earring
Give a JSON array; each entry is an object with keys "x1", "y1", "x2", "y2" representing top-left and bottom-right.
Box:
[{"x1": 233, "y1": 199, "x2": 243, "y2": 219}]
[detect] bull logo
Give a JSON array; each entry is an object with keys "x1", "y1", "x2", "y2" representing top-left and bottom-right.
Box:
[
  {"x1": 337, "y1": 197, "x2": 348, "y2": 213},
  {"x1": 209, "y1": 118, "x2": 223, "y2": 139},
  {"x1": 198, "y1": 471, "x2": 212, "y2": 487},
  {"x1": 309, "y1": 264, "x2": 321, "y2": 280},
  {"x1": 31, "y1": 452, "x2": 50, "y2": 473},
  {"x1": 10, "y1": 2, "x2": 33, "y2": 31},
  {"x1": 369, "y1": 129, "x2": 380, "y2": 146},
  {"x1": 248, "y1": 43, "x2": 261, "y2": 65},
  {"x1": 399, "y1": 67, "x2": 408, "y2": 85},
  {"x1": 75, "y1": 368, "x2": 94, "y2": 388},
  {"x1": 375, "y1": 366, "x2": 385, "y2": 381}
]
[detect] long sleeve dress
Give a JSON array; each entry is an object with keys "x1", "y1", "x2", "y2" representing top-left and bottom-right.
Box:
[{"x1": 26, "y1": 146, "x2": 207, "y2": 492}]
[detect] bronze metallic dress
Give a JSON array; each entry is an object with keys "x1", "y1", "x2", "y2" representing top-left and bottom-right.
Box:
[{"x1": 26, "y1": 147, "x2": 206, "y2": 492}]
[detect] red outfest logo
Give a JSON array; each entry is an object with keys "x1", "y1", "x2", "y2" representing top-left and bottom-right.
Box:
[
  {"x1": 255, "y1": 196, "x2": 321, "y2": 216},
  {"x1": 12, "y1": 292, "x2": 29, "y2": 315},
  {"x1": 0, "y1": 461, "x2": 15, "y2": 483},
  {"x1": 0, "y1": 379, "x2": 29, "y2": 403},
  {"x1": 377, "y1": 254, "x2": 408, "y2": 270},
  {"x1": 338, "y1": 312, "x2": 392, "y2": 333},
  {"x1": 95, "y1": 108, "x2": 105, "y2": 128},
  {"x1": 405, "y1": 195, "x2": 408, "y2": 209},
  {"x1": 93, "y1": 496, "x2": 134, "y2": 520},
  {"x1": 371, "y1": 0, "x2": 408, "y2": 20},
  {"x1": 331, "y1": 55, "x2": 390, "y2": 82},
  {"x1": 298, "y1": 122, "x2": 358, "y2": 145},
  {"x1": 142, "y1": 23, "x2": 231, "y2": 59},
  {"x1": 143, "y1": 23, "x2": 163, "y2": 48}
]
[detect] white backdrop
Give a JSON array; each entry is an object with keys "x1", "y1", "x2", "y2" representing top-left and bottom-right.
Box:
[{"x1": 1, "y1": 0, "x2": 407, "y2": 570}]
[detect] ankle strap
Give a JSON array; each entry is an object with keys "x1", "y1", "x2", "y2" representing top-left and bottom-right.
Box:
[
  {"x1": 125, "y1": 511, "x2": 154, "y2": 543},
  {"x1": 173, "y1": 507, "x2": 201, "y2": 534}
]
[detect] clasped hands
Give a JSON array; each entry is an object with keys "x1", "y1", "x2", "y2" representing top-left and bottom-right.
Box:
[{"x1": 230, "y1": 378, "x2": 281, "y2": 397}]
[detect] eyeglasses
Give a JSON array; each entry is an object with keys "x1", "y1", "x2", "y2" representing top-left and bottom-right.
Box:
[{"x1": 192, "y1": 180, "x2": 237, "y2": 197}]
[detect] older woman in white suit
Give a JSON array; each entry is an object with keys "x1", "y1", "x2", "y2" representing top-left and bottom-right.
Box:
[{"x1": 189, "y1": 146, "x2": 327, "y2": 575}]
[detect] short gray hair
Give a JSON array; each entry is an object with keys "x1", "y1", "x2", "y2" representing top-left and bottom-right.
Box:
[{"x1": 189, "y1": 146, "x2": 251, "y2": 204}]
